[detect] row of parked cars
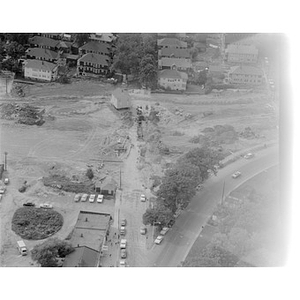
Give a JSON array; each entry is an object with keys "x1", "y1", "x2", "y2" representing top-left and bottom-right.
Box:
[
  {"x1": 154, "y1": 226, "x2": 171, "y2": 245},
  {"x1": 74, "y1": 193, "x2": 104, "y2": 203}
]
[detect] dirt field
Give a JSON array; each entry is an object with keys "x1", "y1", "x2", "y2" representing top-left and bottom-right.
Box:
[{"x1": 0, "y1": 79, "x2": 279, "y2": 267}]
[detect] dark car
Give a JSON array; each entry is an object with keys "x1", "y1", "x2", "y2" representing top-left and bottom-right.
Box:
[{"x1": 23, "y1": 202, "x2": 35, "y2": 207}]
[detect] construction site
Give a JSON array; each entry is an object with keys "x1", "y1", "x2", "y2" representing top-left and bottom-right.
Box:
[{"x1": 0, "y1": 77, "x2": 279, "y2": 266}]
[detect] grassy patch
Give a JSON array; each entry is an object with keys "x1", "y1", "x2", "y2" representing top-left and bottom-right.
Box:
[{"x1": 12, "y1": 207, "x2": 63, "y2": 240}]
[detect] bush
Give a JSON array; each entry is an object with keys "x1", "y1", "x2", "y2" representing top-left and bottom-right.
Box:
[{"x1": 86, "y1": 168, "x2": 94, "y2": 180}]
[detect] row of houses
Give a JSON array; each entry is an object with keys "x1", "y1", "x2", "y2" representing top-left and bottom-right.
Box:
[{"x1": 23, "y1": 34, "x2": 117, "y2": 82}]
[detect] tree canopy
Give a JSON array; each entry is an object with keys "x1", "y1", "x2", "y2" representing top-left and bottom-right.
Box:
[
  {"x1": 142, "y1": 205, "x2": 174, "y2": 227},
  {"x1": 31, "y1": 238, "x2": 74, "y2": 267}
]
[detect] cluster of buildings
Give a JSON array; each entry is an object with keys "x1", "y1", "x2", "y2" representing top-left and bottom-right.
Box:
[{"x1": 23, "y1": 33, "x2": 117, "y2": 82}]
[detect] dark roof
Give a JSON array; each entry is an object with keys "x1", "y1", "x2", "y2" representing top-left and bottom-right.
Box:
[
  {"x1": 78, "y1": 53, "x2": 109, "y2": 66},
  {"x1": 63, "y1": 246, "x2": 99, "y2": 267},
  {"x1": 29, "y1": 36, "x2": 59, "y2": 48},
  {"x1": 80, "y1": 41, "x2": 110, "y2": 55},
  {"x1": 159, "y1": 48, "x2": 190, "y2": 59},
  {"x1": 26, "y1": 48, "x2": 58, "y2": 60},
  {"x1": 229, "y1": 65, "x2": 263, "y2": 76},
  {"x1": 158, "y1": 57, "x2": 191, "y2": 69},
  {"x1": 25, "y1": 59, "x2": 57, "y2": 72},
  {"x1": 158, "y1": 69, "x2": 188, "y2": 80},
  {"x1": 157, "y1": 38, "x2": 187, "y2": 48}
]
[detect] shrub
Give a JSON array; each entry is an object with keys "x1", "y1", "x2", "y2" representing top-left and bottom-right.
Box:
[{"x1": 86, "y1": 168, "x2": 94, "y2": 180}]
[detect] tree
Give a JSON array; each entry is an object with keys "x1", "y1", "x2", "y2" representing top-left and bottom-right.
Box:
[
  {"x1": 139, "y1": 54, "x2": 157, "y2": 89},
  {"x1": 190, "y1": 47, "x2": 199, "y2": 61},
  {"x1": 31, "y1": 238, "x2": 74, "y2": 267},
  {"x1": 5, "y1": 41, "x2": 25, "y2": 60},
  {"x1": 179, "y1": 147, "x2": 224, "y2": 181},
  {"x1": 142, "y1": 206, "x2": 174, "y2": 227},
  {"x1": 74, "y1": 33, "x2": 90, "y2": 47},
  {"x1": 156, "y1": 162, "x2": 200, "y2": 212}
]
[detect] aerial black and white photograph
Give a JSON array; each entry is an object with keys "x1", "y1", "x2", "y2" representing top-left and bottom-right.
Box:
[{"x1": 0, "y1": 1, "x2": 298, "y2": 299}]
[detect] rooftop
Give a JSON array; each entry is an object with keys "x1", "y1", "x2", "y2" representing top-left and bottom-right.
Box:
[
  {"x1": 78, "y1": 53, "x2": 110, "y2": 66},
  {"x1": 26, "y1": 48, "x2": 58, "y2": 60},
  {"x1": 24, "y1": 59, "x2": 57, "y2": 71},
  {"x1": 229, "y1": 65, "x2": 263, "y2": 76},
  {"x1": 159, "y1": 57, "x2": 192, "y2": 69},
  {"x1": 159, "y1": 48, "x2": 190, "y2": 59},
  {"x1": 158, "y1": 69, "x2": 188, "y2": 80},
  {"x1": 63, "y1": 246, "x2": 99, "y2": 267},
  {"x1": 227, "y1": 44, "x2": 258, "y2": 55},
  {"x1": 90, "y1": 33, "x2": 116, "y2": 43},
  {"x1": 29, "y1": 36, "x2": 59, "y2": 48},
  {"x1": 80, "y1": 41, "x2": 110, "y2": 55},
  {"x1": 157, "y1": 38, "x2": 187, "y2": 48}
]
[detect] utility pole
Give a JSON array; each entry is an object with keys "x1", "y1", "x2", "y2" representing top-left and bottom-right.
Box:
[
  {"x1": 119, "y1": 167, "x2": 121, "y2": 190},
  {"x1": 221, "y1": 180, "x2": 225, "y2": 204},
  {"x1": 4, "y1": 152, "x2": 8, "y2": 171}
]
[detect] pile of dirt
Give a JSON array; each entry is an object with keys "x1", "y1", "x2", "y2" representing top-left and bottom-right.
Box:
[
  {"x1": 12, "y1": 207, "x2": 63, "y2": 240},
  {"x1": 42, "y1": 174, "x2": 94, "y2": 194},
  {"x1": 0, "y1": 103, "x2": 45, "y2": 126}
]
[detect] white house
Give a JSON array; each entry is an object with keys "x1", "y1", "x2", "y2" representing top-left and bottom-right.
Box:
[
  {"x1": 111, "y1": 88, "x2": 131, "y2": 109},
  {"x1": 158, "y1": 69, "x2": 188, "y2": 91},
  {"x1": 24, "y1": 59, "x2": 58, "y2": 82}
]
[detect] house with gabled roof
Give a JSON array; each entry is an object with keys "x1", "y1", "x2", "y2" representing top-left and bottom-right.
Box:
[
  {"x1": 158, "y1": 48, "x2": 190, "y2": 59},
  {"x1": 111, "y1": 88, "x2": 131, "y2": 110},
  {"x1": 24, "y1": 59, "x2": 58, "y2": 81},
  {"x1": 158, "y1": 69, "x2": 188, "y2": 91},
  {"x1": 100, "y1": 176, "x2": 118, "y2": 196},
  {"x1": 29, "y1": 36, "x2": 60, "y2": 51},
  {"x1": 26, "y1": 48, "x2": 59, "y2": 63},
  {"x1": 228, "y1": 65, "x2": 263, "y2": 85},
  {"x1": 77, "y1": 53, "x2": 110, "y2": 76},
  {"x1": 79, "y1": 41, "x2": 110, "y2": 57},
  {"x1": 89, "y1": 33, "x2": 117, "y2": 45},
  {"x1": 158, "y1": 57, "x2": 192, "y2": 72},
  {"x1": 226, "y1": 44, "x2": 258, "y2": 63},
  {"x1": 157, "y1": 38, "x2": 187, "y2": 49}
]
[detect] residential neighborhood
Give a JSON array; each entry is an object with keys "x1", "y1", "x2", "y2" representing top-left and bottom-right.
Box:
[{"x1": 0, "y1": 32, "x2": 283, "y2": 270}]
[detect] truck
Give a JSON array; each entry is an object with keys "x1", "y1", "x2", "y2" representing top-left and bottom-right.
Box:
[{"x1": 17, "y1": 240, "x2": 28, "y2": 256}]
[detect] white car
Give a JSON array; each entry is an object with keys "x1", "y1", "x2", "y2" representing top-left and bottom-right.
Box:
[
  {"x1": 244, "y1": 153, "x2": 254, "y2": 159},
  {"x1": 119, "y1": 260, "x2": 126, "y2": 267},
  {"x1": 0, "y1": 187, "x2": 6, "y2": 194},
  {"x1": 89, "y1": 194, "x2": 96, "y2": 202},
  {"x1": 81, "y1": 194, "x2": 88, "y2": 202},
  {"x1": 120, "y1": 239, "x2": 127, "y2": 249},
  {"x1": 232, "y1": 171, "x2": 242, "y2": 179},
  {"x1": 155, "y1": 235, "x2": 164, "y2": 245},
  {"x1": 39, "y1": 203, "x2": 53, "y2": 209},
  {"x1": 140, "y1": 194, "x2": 146, "y2": 202},
  {"x1": 74, "y1": 194, "x2": 81, "y2": 202},
  {"x1": 160, "y1": 227, "x2": 170, "y2": 236},
  {"x1": 97, "y1": 194, "x2": 104, "y2": 203}
]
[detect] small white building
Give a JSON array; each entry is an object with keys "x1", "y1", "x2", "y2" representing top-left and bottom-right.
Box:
[
  {"x1": 158, "y1": 69, "x2": 188, "y2": 91},
  {"x1": 111, "y1": 88, "x2": 131, "y2": 109},
  {"x1": 24, "y1": 59, "x2": 58, "y2": 82}
]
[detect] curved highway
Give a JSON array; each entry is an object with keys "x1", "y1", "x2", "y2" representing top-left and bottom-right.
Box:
[{"x1": 147, "y1": 145, "x2": 279, "y2": 267}]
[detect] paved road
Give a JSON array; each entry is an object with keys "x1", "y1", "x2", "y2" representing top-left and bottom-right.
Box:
[{"x1": 147, "y1": 145, "x2": 279, "y2": 267}]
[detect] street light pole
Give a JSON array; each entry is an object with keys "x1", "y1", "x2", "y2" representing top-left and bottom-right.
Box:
[
  {"x1": 4, "y1": 152, "x2": 8, "y2": 171},
  {"x1": 221, "y1": 180, "x2": 225, "y2": 204}
]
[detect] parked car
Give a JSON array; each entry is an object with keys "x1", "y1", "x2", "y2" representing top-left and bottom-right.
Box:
[
  {"x1": 97, "y1": 194, "x2": 104, "y2": 203},
  {"x1": 140, "y1": 226, "x2": 147, "y2": 235},
  {"x1": 155, "y1": 235, "x2": 164, "y2": 245},
  {"x1": 120, "y1": 226, "x2": 126, "y2": 235},
  {"x1": 39, "y1": 203, "x2": 53, "y2": 209},
  {"x1": 121, "y1": 219, "x2": 127, "y2": 226},
  {"x1": 119, "y1": 260, "x2": 126, "y2": 267},
  {"x1": 74, "y1": 194, "x2": 81, "y2": 202},
  {"x1": 160, "y1": 227, "x2": 170, "y2": 236},
  {"x1": 4, "y1": 178, "x2": 9, "y2": 185},
  {"x1": 244, "y1": 153, "x2": 254, "y2": 159},
  {"x1": 121, "y1": 249, "x2": 127, "y2": 259},
  {"x1": 232, "y1": 171, "x2": 242, "y2": 179},
  {"x1": 81, "y1": 194, "x2": 88, "y2": 202},
  {"x1": 140, "y1": 194, "x2": 146, "y2": 202},
  {"x1": 120, "y1": 239, "x2": 127, "y2": 249},
  {"x1": 0, "y1": 187, "x2": 6, "y2": 194},
  {"x1": 23, "y1": 202, "x2": 35, "y2": 207},
  {"x1": 89, "y1": 194, "x2": 96, "y2": 203}
]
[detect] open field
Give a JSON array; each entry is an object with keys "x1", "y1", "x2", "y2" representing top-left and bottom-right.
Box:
[{"x1": 0, "y1": 79, "x2": 279, "y2": 266}]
